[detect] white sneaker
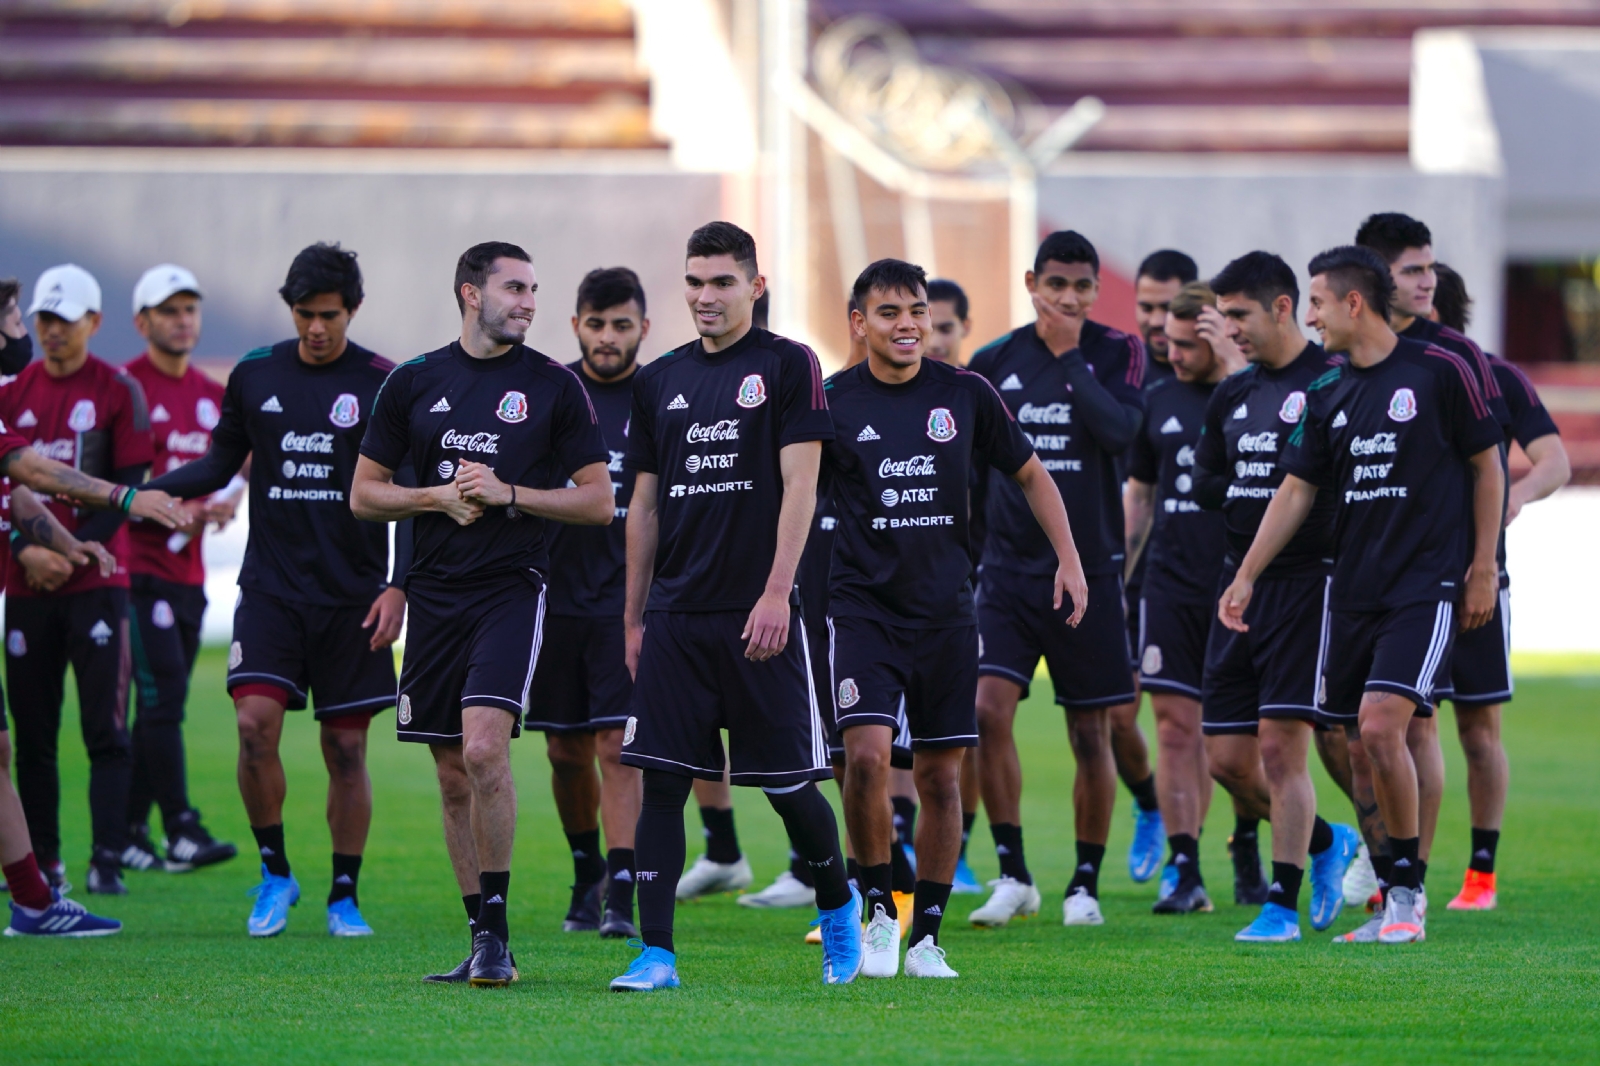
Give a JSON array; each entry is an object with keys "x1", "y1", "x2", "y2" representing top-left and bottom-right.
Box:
[
  {"x1": 675, "y1": 855, "x2": 754, "y2": 900},
  {"x1": 1378, "y1": 886, "x2": 1422, "y2": 944},
  {"x1": 1333, "y1": 913, "x2": 1383, "y2": 943},
  {"x1": 1062, "y1": 886, "x2": 1104, "y2": 926},
  {"x1": 968, "y1": 876, "x2": 1041, "y2": 928},
  {"x1": 737, "y1": 870, "x2": 816, "y2": 909},
  {"x1": 904, "y1": 935, "x2": 958, "y2": 978},
  {"x1": 1343, "y1": 844, "x2": 1378, "y2": 907},
  {"x1": 861, "y1": 904, "x2": 902, "y2": 978}
]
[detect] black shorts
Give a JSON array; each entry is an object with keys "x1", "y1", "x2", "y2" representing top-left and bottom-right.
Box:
[
  {"x1": 621, "y1": 608, "x2": 832, "y2": 788},
  {"x1": 1321, "y1": 600, "x2": 1456, "y2": 724},
  {"x1": 977, "y1": 569, "x2": 1135, "y2": 709},
  {"x1": 1202, "y1": 569, "x2": 1329, "y2": 735},
  {"x1": 1137, "y1": 596, "x2": 1209, "y2": 699},
  {"x1": 396, "y1": 575, "x2": 546, "y2": 744},
  {"x1": 1441, "y1": 586, "x2": 1512, "y2": 708},
  {"x1": 828, "y1": 615, "x2": 978, "y2": 751},
  {"x1": 227, "y1": 588, "x2": 396, "y2": 719},
  {"x1": 129, "y1": 575, "x2": 207, "y2": 728},
  {"x1": 526, "y1": 614, "x2": 632, "y2": 733}
]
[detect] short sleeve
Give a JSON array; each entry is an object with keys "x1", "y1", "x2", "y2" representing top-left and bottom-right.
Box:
[
  {"x1": 1438, "y1": 354, "x2": 1505, "y2": 460},
  {"x1": 623, "y1": 369, "x2": 658, "y2": 474},
  {"x1": 111, "y1": 372, "x2": 155, "y2": 469},
  {"x1": 1127, "y1": 416, "x2": 1158, "y2": 484},
  {"x1": 1279, "y1": 396, "x2": 1333, "y2": 487},
  {"x1": 359, "y1": 363, "x2": 414, "y2": 470},
  {"x1": 0, "y1": 420, "x2": 26, "y2": 465},
  {"x1": 966, "y1": 371, "x2": 1033, "y2": 476},
  {"x1": 1494, "y1": 361, "x2": 1558, "y2": 449},
  {"x1": 551, "y1": 368, "x2": 610, "y2": 475},
  {"x1": 777, "y1": 342, "x2": 834, "y2": 447}
]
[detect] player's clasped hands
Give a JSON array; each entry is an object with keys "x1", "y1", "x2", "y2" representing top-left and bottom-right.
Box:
[{"x1": 455, "y1": 459, "x2": 512, "y2": 510}]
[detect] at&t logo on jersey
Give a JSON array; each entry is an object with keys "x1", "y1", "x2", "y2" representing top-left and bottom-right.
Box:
[
  {"x1": 926, "y1": 407, "x2": 957, "y2": 442},
  {"x1": 1388, "y1": 388, "x2": 1418, "y2": 422},
  {"x1": 1279, "y1": 391, "x2": 1306, "y2": 424},
  {"x1": 329, "y1": 393, "x2": 361, "y2": 428},
  {"x1": 735, "y1": 374, "x2": 767, "y2": 409},
  {"x1": 497, "y1": 391, "x2": 529, "y2": 423},
  {"x1": 67, "y1": 399, "x2": 96, "y2": 432},
  {"x1": 196, "y1": 398, "x2": 220, "y2": 430},
  {"x1": 686, "y1": 453, "x2": 737, "y2": 473},
  {"x1": 437, "y1": 459, "x2": 455, "y2": 480},
  {"x1": 837, "y1": 678, "x2": 861, "y2": 708}
]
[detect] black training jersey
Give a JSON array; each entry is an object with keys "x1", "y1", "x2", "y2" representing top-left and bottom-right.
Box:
[
  {"x1": 544, "y1": 364, "x2": 635, "y2": 616},
  {"x1": 1128, "y1": 376, "x2": 1226, "y2": 605},
  {"x1": 798, "y1": 489, "x2": 838, "y2": 619},
  {"x1": 1492, "y1": 356, "x2": 1558, "y2": 450},
  {"x1": 1195, "y1": 343, "x2": 1341, "y2": 577},
  {"x1": 145, "y1": 339, "x2": 394, "y2": 607},
  {"x1": 361, "y1": 342, "x2": 608, "y2": 590},
  {"x1": 967, "y1": 320, "x2": 1145, "y2": 577},
  {"x1": 1399, "y1": 318, "x2": 1511, "y2": 432},
  {"x1": 1278, "y1": 337, "x2": 1503, "y2": 611},
  {"x1": 822, "y1": 359, "x2": 1034, "y2": 628},
  {"x1": 624, "y1": 326, "x2": 831, "y2": 612}
]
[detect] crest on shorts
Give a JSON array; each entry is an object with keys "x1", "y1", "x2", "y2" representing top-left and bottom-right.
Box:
[
  {"x1": 152, "y1": 600, "x2": 176, "y2": 629},
  {"x1": 329, "y1": 393, "x2": 361, "y2": 428},
  {"x1": 1388, "y1": 388, "x2": 1417, "y2": 423},
  {"x1": 1141, "y1": 645, "x2": 1163, "y2": 675},
  {"x1": 735, "y1": 374, "x2": 767, "y2": 409},
  {"x1": 6, "y1": 630, "x2": 25, "y2": 658},
  {"x1": 1317, "y1": 674, "x2": 1328, "y2": 707},
  {"x1": 926, "y1": 407, "x2": 957, "y2": 443},
  {"x1": 837, "y1": 678, "x2": 861, "y2": 708},
  {"x1": 623, "y1": 716, "x2": 638, "y2": 746},
  {"x1": 228, "y1": 641, "x2": 243, "y2": 669},
  {"x1": 68, "y1": 399, "x2": 97, "y2": 433},
  {"x1": 1279, "y1": 391, "x2": 1306, "y2": 424},
  {"x1": 398, "y1": 694, "x2": 412, "y2": 726},
  {"x1": 497, "y1": 391, "x2": 529, "y2": 424},
  {"x1": 196, "y1": 398, "x2": 220, "y2": 430}
]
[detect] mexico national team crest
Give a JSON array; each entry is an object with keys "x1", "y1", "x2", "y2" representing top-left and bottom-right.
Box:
[
  {"x1": 837, "y1": 678, "x2": 861, "y2": 709},
  {"x1": 67, "y1": 399, "x2": 96, "y2": 433},
  {"x1": 196, "y1": 398, "x2": 220, "y2": 430},
  {"x1": 497, "y1": 391, "x2": 529, "y2": 424},
  {"x1": 329, "y1": 393, "x2": 360, "y2": 428},
  {"x1": 623, "y1": 716, "x2": 638, "y2": 746},
  {"x1": 398, "y1": 694, "x2": 412, "y2": 726},
  {"x1": 735, "y1": 374, "x2": 767, "y2": 409},
  {"x1": 1278, "y1": 390, "x2": 1306, "y2": 424},
  {"x1": 1142, "y1": 645, "x2": 1163, "y2": 675},
  {"x1": 1388, "y1": 387, "x2": 1418, "y2": 423},
  {"x1": 926, "y1": 407, "x2": 957, "y2": 443}
]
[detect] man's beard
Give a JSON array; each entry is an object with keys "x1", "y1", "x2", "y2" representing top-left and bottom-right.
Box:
[
  {"x1": 581, "y1": 341, "x2": 639, "y2": 380},
  {"x1": 481, "y1": 303, "x2": 530, "y2": 346}
]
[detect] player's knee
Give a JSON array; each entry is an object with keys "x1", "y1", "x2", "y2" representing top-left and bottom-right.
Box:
[
  {"x1": 461, "y1": 734, "x2": 508, "y2": 780},
  {"x1": 594, "y1": 728, "x2": 625, "y2": 765},
  {"x1": 641, "y1": 769, "x2": 693, "y2": 811},
  {"x1": 321, "y1": 731, "x2": 367, "y2": 779},
  {"x1": 545, "y1": 734, "x2": 591, "y2": 774},
  {"x1": 1065, "y1": 711, "x2": 1109, "y2": 760}
]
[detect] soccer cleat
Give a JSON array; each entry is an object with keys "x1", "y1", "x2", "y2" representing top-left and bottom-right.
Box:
[
  {"x1": 163, "y1": 810, "x2": 237, "y2": 872},
  {"x1": 814, "y1": 885, "x2": 865, "y2": 985},
  {"x1": 121, "y1": 826, "x2": 163, "y2": 872},
  {"x1": 425, "y1": 949, "x2": 519, "y2": 984},
  {"x1": 675, "y1": 855, "x2": 753, "y2": 900},
  {"x1": 892, "y1": 891, "x2": 914, "y2": 938},
  {"x1": 1229, "y1": 834, "x2": 1269, "y2": 905},
  {"x1": 861, "y1": 903, "x2": 902, "y2": 978},
  {"x1": 1447, "y1": 869, "x2": 1497, "y2": 911},
  {"x1": 1128, "y1": 806, "x2": 1166, "y2": 883},
  {"x1": 1152, "y1": 882, "x2": 1213, "y2": 914},
  {"x1": 598, "y1": 907, "x2": 638, "y2": 939},
  {"x1": 562, "y1": 880, "x2": 603, "y2": 932},
  {"x1": 737, "y1": 870, "x2": 816, "y2": 909},
  {"x1": 1378, "y1": 886, "x2": 1422, "y2": 944},
  {"x1": 904, "y1": 935, "x2": 959, "y2": 978},
  {"x1": 327, "y1": 897, "x2": 373, "y2": 937},
  {"x1": 246, "y1": 866, "x2": 300, "y2": 937},
  {"x1": 951, "y1": 856, "x2": 982, "y2": 895},
  {"x1": 1157, "y1": 863, "x2": 1178, "y2": 902},
  {"x1": 6, "y1": 896, "x2": 122, "y2": 937},
  {"x1": 968, "y1": 876, "x2": 1042, "y2": 928},
  {"x1": 804, "y1": 925, "x2": 822, "y2": 945},
  {"x1": 87, "y1": 850, "x2": 127, "y2": 896},
  {"x1": 1365, "y1": 891, "x2": 1382, "y2": 913},
  {"x1": 1343, "y1": 844, "x2": 1379, "y2": 907},
  {"x1": 1333, "y1": 914, "x2": 1384, "y2": 943},
  {"x1": 1414, "y1": 885, "x2": 1428, "y2": 941},
  {"x1": 467, "y1": 930, "x2": 515, "y2": 987},
  {"x1": 1235, "y1": 902, "x2": 1302, "y2": 943},
  {"x1": 1309, "y1": 823, "x2": 1361, "y2": 931},
  {"x1": 1063, "y1": 886, "x2": 1105, "y2": 926},
  {"x1": 610, "y1": 941, "x2": 680, "y2": 992}
]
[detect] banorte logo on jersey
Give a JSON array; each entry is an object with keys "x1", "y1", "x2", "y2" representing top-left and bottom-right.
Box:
[
  {"x1": 1388, "y1": 388, "x2": 1418, "y2": 423},
  {"x1": 329, "y1": 393, "x2": 360, "y2": 429},
  {"x1": 735, "y1": 374, "x2": 767, "y2": 409},
  {"x1": 497, "y1": 391, "x2": 529, "y2": 424},
  {"x1": 1278, "y1": 391, "x2": 1307, "y2": 424},
  {"x1": 926, "y1": 408, "x2": 957, "y2": 443}
]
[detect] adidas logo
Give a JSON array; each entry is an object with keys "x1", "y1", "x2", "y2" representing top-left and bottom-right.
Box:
[
  {"x1": 1393, "y1": 858, "x2": 1411, "y2": 868},
  {"x1": 1160, "y1": 416, "x2": 1183, "y2": 434},
  {"x1": 1270, "y1": 881, "x2": 1283, "y2": 893},
  {"x1": 430, "y1": 397, "x2": 451, "y2": 413},
  {"x1": 261, "y1": 395, "x2": 283, "y2": 413},
  {"x1": 1331, "y1": 410, "x2": 1348, "y2": 428},
  {"x1": 1474, "y1": 849, "x2": 1491, "y2": 860},
  {"x1": 1232, "y1": 404, "x2": 1247, "y2": 420},
  {"x1": 16, "y1": 409, "x2": 36, "y2": 428},
  {"x1": 39, "y1": 914, "x2": 83, "y2": 932},
  {"x1": 857, "y1": 425, "x2": 880, "y2": 441},
  {"x1": 485, "y1": 894, "x2": 504, "y2": 904},
  {"x1": 169, "y1": 838, "x2": 198, "y2": 861},
  {"x1": 613, "y1": 869, "x2": 633, "y2": 882},
  {"x1": 667, "y1": 393, "x2": 688, "y2": 410},
  {"x1": 1000, "y1": 373, "x2": 1023, "y2": 390},
  {"x1": 995, "y1": 845, "x2": 1011, "y2": 855},
  {"x1": 924, "y1": 904, "x2": 943, "y2": 916},
  {"x1": 151, "y1": 403, "x2": 171, "y2": 423},
  {"x1": 88, "y1": 620, "x2": 113, "y2": 645},
  {"x1": 866, "y1": 887, "x2": 885, "y2": 897},
  {"x1": 571, "y1": 849, "x2": 588, "y2": 859},
  {"x1": 1174, "y1": 853, "x2": 1189, "y2": 865},
  {"x1": 259, "y1": 847, "x2": 276, "y2": 856},
  {"x1": 334, "y1": 874, "x2": 353, "y2": 885}
]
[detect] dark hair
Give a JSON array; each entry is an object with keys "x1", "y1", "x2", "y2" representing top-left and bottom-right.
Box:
[
  {"x1": 1136, "y1": 249, "x2": 1198, "y2": 285},
  {"x1": 1355, "y1": 212, "x2": 1433, "y2": 264},
  {"x1": 1034, "y1": 230, "x2": 1098, "y2": 276},
  {"x1": 575, "y1": 266, "x2": 646, "y2": 317},
  {"x1": 927, "y1": 278, "x2": 969, "y2": 321},
  {"x1": 1433, "y1": 262, "x2": 1473, "y2": 332},
  {"x1": 1307, "y1": 245, "x2": 1395, "y2": 321},
  {"x1": 454, "y1": 241, "x2": 532, "y2": 314},
  {"x1": 0, "y1": 278, "x2": 17, "y2": 310},
  {"x1": 851, "y1": 258, "x2": 928, "y2": 311},
  {"x1": 1210, "y1": 251, "x2": 1300, "y2": 316},
  {"x1": 686, "y1": 221, "x2": 758, "y2": 278},
  {"x1": 279, "y1": 242, "x2": 363, "y2": 310},
  {"x1": 846, "y1": 295, "x2": 859, "y2": 317}
]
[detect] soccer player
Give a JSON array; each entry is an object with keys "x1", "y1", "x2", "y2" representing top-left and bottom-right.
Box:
[
  {"x1": 1219, "y1": 246, "x2": 1504, "y2": 945},
  {"x1": 826, "y1": 258, "x2": 1086, "y2": 978},
  {"x1": 121, "y1": 264, "x2": 239, "y2": 874},
  {"x1": 967, "y1": 231, "x2": 1145, "y2": 928},
  {"x1": 144, "y1": 243, "x2": 408, "y2": 938},
  {"x1": 1194, "y1": 252, "x2": 1361, "y2": 942},
  {"x1": 925, "y1": 279, "x2": 972, "y2": 365},
  {"x1": 0, "y1": 277, "x2": 38, "y2": 373},
  {"x1": 530, "y1": 267, "x2": 648, "y2": 938},
  {"x1": 611, "y1": 221, "x2": 861, "y2": 991},
  {"x1": 353, "y1": 240, "x2": 613, "y2": 987}
]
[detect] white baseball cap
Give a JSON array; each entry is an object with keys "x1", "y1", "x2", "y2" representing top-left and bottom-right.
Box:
[
  {"x1": 133, "y1": 263, "x2": 203, "y2": 314},
  {"x1": 27, "y1": 264, "x2": 102, "y2": 322}
]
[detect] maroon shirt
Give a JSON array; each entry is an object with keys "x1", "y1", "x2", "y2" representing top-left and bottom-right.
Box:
[
  {"x1": 0, "y1": 414, "x2": 32, "y2": 592},
  {"x1": 0, "y1": 355, "x2": 153, "y2": 596},
  {"x1": 123, "y1": 355, "x2": 225, "y2": 586}
]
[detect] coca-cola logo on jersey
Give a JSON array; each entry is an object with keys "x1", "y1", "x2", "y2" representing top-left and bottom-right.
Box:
[
  {"x1": 166, "y1": 430, "x2": 209, "y2": 455},
  {"x1": 280, "y1": 431, "x2": 334, "y2": 454},
  {"x1": 878, "y1": 455, "x2": 936, "y2": 478},
  {"x1": 686, "y1": 420, "x2": 740, "y2": 443},
  {"x1": 31, "y1": 439, "x2": 75, "y2": 461},
  {"x1": 441, "y1": 429, "x2": 500, "y2": 455},
  {"x1": 1237, "y1": 431, "x2": 1279, "y2": 453},
  {"x1": 1017, "y1": 402, "x2": 1071, "y2": 424},
  {"x1": 1349, "y1": 432, "x2": 1398, "y2": 457}
]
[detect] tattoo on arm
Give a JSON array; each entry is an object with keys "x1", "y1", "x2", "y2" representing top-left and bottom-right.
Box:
[{"x1": 18, "y1": 512, "x2": 66, "y2": 553}]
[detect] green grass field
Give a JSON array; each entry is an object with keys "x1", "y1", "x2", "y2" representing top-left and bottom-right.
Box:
[{"x1": 2, "y1": 647, "x2": 1597, "y2": 1064}]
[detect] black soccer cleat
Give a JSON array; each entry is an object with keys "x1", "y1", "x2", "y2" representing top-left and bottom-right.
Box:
[
  {"x1": 1229, "y1": 834, "x2": 1270, "y2": 905},
  {"x1": 426, "y1": 949, "x2": 519, "y2": 984},
  {"x1": 562, "y1": 880, "x2": 603, "y2": 932},
  {"x1": 120, "y1": 825, "x2": 163, "y2": 872},
  {"x1": 1152, "y1": 882, "x2": 1214, "y2": 914},
  {"x1": 164, "y1": 810, "x2": 238, "y2": 872},
  {"x1": 468, "y1": 931, "x2": 515, "y2": 988},
  {"x1": 87, "y1": 848, "x2": 127, "y2": 896},
  {"x1": 598, "y1": 907, "x2": 639, "y2": 939}
]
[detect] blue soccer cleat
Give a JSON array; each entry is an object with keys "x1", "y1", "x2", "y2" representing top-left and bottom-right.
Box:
[
  {"x1": 1129, "y1": 806, "x2": 1165, "y2": 883},
  {"x1": 1157, "y1": 862, "x2": 1178, "y2": 902},
  {"x1": 1235, "y1": 902, "x2": 1302, "y2": 943},
  {"x1": 327, "y1": 897, "x2": 373, "y2": 937},
  {"x1": 813, "y1": 884, "x2": 864, "y2": 985},
  {"x1": 1309, "y1": 823, "x2": 1361, "y2": 931},
  {"x1": 952, "y1": 856, "x2": 983, "y2": 895},
  {"x1": 5, "y1": 896, "x2": 122, "y2": 937},
  {"x1": 610, "y1": 940, "x2": 680, "y2": 992},
  {"x1": 246, "y1": 866, "x2": 300, "y2": 938}
]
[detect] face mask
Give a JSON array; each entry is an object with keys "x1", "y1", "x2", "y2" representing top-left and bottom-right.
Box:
[{"x1": 1, "y1": 330, "x2": 32, "y2": 369}]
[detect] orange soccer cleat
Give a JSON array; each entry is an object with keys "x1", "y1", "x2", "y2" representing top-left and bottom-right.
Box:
[
  {"x1": 1447, "y1": 869, "x2": 1498, "y2": 911},
  {"x1": 892, "y1": 892, "x2": 915, "y2": 938},
  {"x1": 1366, "y1": 890, "x2": 1383, "y2": 913}
]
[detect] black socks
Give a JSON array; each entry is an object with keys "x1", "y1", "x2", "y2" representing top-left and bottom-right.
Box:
[
  {"x1": 1067, "y1": 841, "x2": 1106, "y2": 898},
  {"x1": 789, "y1": 846, "x2": 817, "y2": 887},
  {"x1": 462, "y1": 893, "x2": 482, "y2": 928},
  {"x1": 329, "y1": 852, "x2": 361, "y2": 905},
  {"x1": 606, "y1": 848, "x2": 635, "y2": 916},
  {"x1": 763, "y1": 783, "x2": 850, "y2": 912},
  {"x1": 909, "y1": 880, "x2": 952, "y2": 946},
  {"x1": 1266, "y1": 861, "x2": 1304, "y2": 912},
  {"x1": 960, "y1": 812, "x2": 975, "y2": 860},
  {"x1": 1167, "y1": 833, "x2": 1201, "y2": 890},
  {"x1": 861, "y1": 863, "x2": 895, "y2": 919},
  {"x1": 566, "y1": 829, "x2": 605, "y2": 885},
  {"x1": 1129, "y1": 773, "x2": 1160, "y2": 814},
  {"x1": 990, "y1": 823, "x2": 1031, "y2": 885},
  {"x1": 1390, "y1": 837, "x2": 1421, "y2": 891},
  {"x1": 1309, "y1": 816, "x2": 1335, "y2": 856},
  {"x1": 637, "y1": 771, "x2": 695, "y2": 954},
  {"x1": 1469, "y1": 828, "x2": 1499, "y2": 874},
  {"x1": 889, "y1": 828, "x2": 917, "y2": 895},
  {"x1": 252, "y1": 824, "x2": 290, "y2": 878},
  {"x1": 699, "y1": 806, "x2": 741, "y2": 864},
  {"x1": 477, "y1": 870, "x2": 510, "y2": 941},
  {"x1": 891, "y1": 796, "x2": 917, "y2": 849}
]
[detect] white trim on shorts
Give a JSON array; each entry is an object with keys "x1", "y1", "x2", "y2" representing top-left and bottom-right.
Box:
[{"x1": 1416, "y1": 601, "x2": 1455, "y2": 698}]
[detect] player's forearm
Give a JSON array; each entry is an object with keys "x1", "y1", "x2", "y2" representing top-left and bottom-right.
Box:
[
  {"x1": 1016, "y1": 459, "x2": 1081, "y2": 572},
  {"x1": 350, "y1": 477, "x2": 440, "y2": 522},
  {"x1": 76, "y1": 463, "x2": 149, "y2": 544},
  {"x1": 144, "y1": 438, "x2": 247, "y2": 500},
  {"x1": 1061, "y1": 358, "x2": 1141, "y2": 452},
  {"x1": 765, "y1": 444, "x2": 820, "y2": 598},
  {"x1": 10, "y1": 486, "x2": 83, "y2": 555},
  {"x1": 1469, "y1": 449, "x2": 1506, "y2": 574},
  {"x1": 1512, "y1": 435, "x2": 1570, "y2": 512},
  {"x1": 3, "y1": 449, "x2": 118, "y2": 508},
  {"x1": 623, "y1": 474, "x2": 659, "y2": 628},
  {"x1": 510, "y1": 464, "x2": 613, "y2": 526},
  {"x1": 1237, "y1": 476, "x2": 1316, "y2": 583}
]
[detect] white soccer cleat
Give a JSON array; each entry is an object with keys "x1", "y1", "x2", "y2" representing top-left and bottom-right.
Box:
[
  {"x1": 675, "y1": 855, "x2": 754, "y2": 901},
  {"x1": 1343, "y1": 844, "x2": 1378, "y2": 907},
  {"x1": 968, "y1": 876, "x2": 1041, "y2": 928},
  {"x1": 904, "y1": 935, "x2": 959, "y2": 978},
  {"x1": 861, "y1": 904, "x2": 902, "y2": 978},
  {"x1": 737, "y1": 870, "x2": 816, "y2": 909},
  {"x1": 1062, "y1": 886, "x2": 1105, "y2": 926},
  {"x1": 1378, "y1": 886, "x2": 1423, "y2": 944},
  {"x1": 1414, "y1": 885, "x2": 1428, "y2": 941},
  {"x1": 1333, "y1": 914, "x2": 1384, "y2": 944}
]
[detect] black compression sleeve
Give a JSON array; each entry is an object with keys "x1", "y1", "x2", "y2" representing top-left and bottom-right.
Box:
[
  {"x1": 1060, "y1": 353, "x2": 1141, "y2": 453},
  {"x1": 75, "y1": 463, "x2": 149, "y2": 543},
  {"x1": 1192, "y1": 465, "x2": 1230, "y2": 510},
  {"x1": 143, "y1": 439, "x2": 247, "y2": 500}
]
